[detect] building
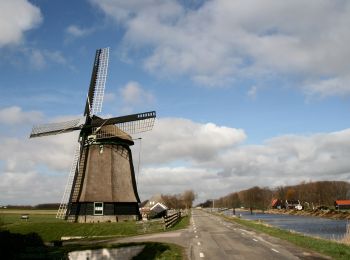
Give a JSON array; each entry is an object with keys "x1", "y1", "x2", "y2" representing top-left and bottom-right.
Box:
[
  {"x1": 334, "y1": 200, "x2": 350, "y2": 210},
  {"x1": 140, "y1": 194, "x2": 168, "y2": 219},
  {"x1": 271, "y1": 199, "x2": 284, "y2": 209}
]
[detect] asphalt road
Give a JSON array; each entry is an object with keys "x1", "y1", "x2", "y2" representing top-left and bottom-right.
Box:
[
  {"x1": 189, "y1": 209, "x2": 330, "y2": 260},
  {"x1": 87, "y1": 209, "x2": 330, "y2": 259}
]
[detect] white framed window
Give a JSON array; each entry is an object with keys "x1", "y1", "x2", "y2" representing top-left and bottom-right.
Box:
[{"x1": 94, "y1": 202, "x2": 103, "y2": 215}]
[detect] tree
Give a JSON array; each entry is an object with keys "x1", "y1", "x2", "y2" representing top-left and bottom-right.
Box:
[{"x1": 182, "y1": 190, "x2": 196, "y2": 209}]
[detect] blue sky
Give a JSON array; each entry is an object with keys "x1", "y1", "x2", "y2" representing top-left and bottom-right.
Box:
[{"x1": 1, "y1": 0, "x2": 350, "y2": 205}]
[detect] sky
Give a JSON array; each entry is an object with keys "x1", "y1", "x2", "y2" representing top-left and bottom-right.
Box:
[{"x1": 1, "y1": 0, "x2": 350, "y2": 205}]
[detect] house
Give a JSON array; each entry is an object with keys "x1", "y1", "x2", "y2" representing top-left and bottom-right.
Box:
[
  {"x1": 271, "y1": 199, "x2": 284, "y2": 209},
  {"x1": 334, "y1": 200, "x2": 350, "y2": 210},
  {"x1": 285, "y1": 200, "x2": 301, "y2": 209},
  {"x1": 139, "y1": 194, "x2": 168, "y2": 219},
  {"x1": 149, "y1": 202, "x2": 168, "y2": 218}
]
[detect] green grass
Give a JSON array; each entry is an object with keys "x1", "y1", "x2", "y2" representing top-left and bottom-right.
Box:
[
  {"x1": 6, "y1": 222, "x2": 139, "y2": 241},
  {"x1": 219, "y1": 213, "x2": 350, "y2": 260},
  {"x1": 0, "y1": 210, "x2": 190, "y2": 242},
  {"x1": 168, "y1": 215, "x2": 190, "y2": 231},
  {"x1": 0, "y1": 210, "x2": 187, "y2": 259},
  {"x1": 0, "y1": 210, "x2": 60, "y2": 225}
]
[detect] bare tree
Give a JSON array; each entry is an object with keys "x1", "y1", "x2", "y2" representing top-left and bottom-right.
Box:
[{"x1": 182, "y1": 190, "x2": 196, "y2": 209}]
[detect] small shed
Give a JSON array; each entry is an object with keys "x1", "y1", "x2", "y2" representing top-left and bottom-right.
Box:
[
  {"x1": 149, "y1": 202, "x2": 168, "y2": 218},
  {"x1": 334, "y1": 200, "x2": 350, "y2": 210}
]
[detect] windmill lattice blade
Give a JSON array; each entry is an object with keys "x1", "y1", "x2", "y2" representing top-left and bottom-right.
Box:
[
  {"x1": 90, "y1": 111, "x2": 156, "y2": 134},
  {"x1": 30, "y1": 118, "x2": 83, "y2": 138},
  {"x1": 56, "y1": 143, "x2": 81, "y2": 219},
  {"x1": 116, "y1": 116, "x2": 156, "y2": 134},
  {"x1": 91, "y1": 47, "x2": 109, "y2": 115}
]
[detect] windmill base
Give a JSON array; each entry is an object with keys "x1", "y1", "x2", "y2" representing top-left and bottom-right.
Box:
[
  {"x1": 67, "y1": 202, "x2": 141, "y2": 223},
  {"x1": 75, "y1": 215, "x2": 138, "y2": 223}
]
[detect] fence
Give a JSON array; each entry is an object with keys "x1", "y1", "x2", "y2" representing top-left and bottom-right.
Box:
[{"x1": 163, "y1": 211, "x2": 181, "y2": 229}]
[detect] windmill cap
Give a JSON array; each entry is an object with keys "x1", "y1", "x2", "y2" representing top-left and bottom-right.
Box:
[{"x1": 95, "y1": 125, "x2": 134, "y2": 144}]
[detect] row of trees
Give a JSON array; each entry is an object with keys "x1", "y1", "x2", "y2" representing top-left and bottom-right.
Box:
[
  {"x1": 161, "y1": 190, "x2": 196, "y2": 209},
  {"x1": 2, "y1": 203, "x2": 60, "y2": 210},
  {"x1": 198, "y1": 181, "x2": 350, "y2": 211}
]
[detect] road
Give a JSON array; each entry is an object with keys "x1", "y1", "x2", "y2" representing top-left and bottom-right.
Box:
[
  {"x1": 64, "y1": 209, "x2": 331, "y2": 259},
  {"x1": 189, "y1": 209, "x2": 330, "y2": 259},
  {"x1": 111, "y1": 209, "x2": 330, "y2": 259}
]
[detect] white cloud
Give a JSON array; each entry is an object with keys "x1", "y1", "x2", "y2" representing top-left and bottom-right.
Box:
[
  {"x1": 141, "y1": 118, "x2": 246, "y2": 164},
  {"x1": 118, "y1": 81, "x2": 155, "y2": 112},
  {"x1": 29, "y1": 49, "x2": 45, "y2": 69},
  {"x1": 91, "y1": 0, "x2": 350, "y2": 96},
  {"x1": 0, "y1": 133, "x2": 77, "y2": 205},
  {"x1": 66, "y1": 25, "x2": 88, "y2": 37},
  {"x1": 137, "y1": 127, "x2": 350, "y2": 202},
  {"x1": 0, "y1": 106, "x2": 43, "y2": 125},
  {"x1": 0, "y1": 0, "x2": 42, "y2": 47},
  {"x1": 2, "y1": 109, "x2": 349, "y2": 204},
  {"x1": 247, "y1": 86, "x2": 258, "y2": 99},
  {"x1": 0, "y1": 170, "x2": 66, "y2": 205},
  {"x1": 66, "y1": 25, "x2": 94, "y2": 38},
  {"x1": 26, "y1": 49, "x2": 69, "y2": 70},
  {"x1": 0, "y1": 107, "x2": 79, "y2": 204}
]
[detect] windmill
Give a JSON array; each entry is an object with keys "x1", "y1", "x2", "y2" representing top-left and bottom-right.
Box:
[{"x1": 30, "y1": 48, "x2": 156, "y2": 222}]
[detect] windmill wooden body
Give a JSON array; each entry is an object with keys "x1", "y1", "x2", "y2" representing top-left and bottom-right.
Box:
[{"x1": 30, "y1": 48, "x2": 156, "y2": 222}]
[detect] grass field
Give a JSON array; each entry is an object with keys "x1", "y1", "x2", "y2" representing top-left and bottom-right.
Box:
[
  {"x1": 0, "y1": 209, "x2": 188, "y2": 259},
  {"x1": 0, "y1": 209, "x2": 188, "y2": 241}
]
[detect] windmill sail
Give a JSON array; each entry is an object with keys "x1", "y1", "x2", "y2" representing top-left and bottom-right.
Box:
[
  {"x1": 56, "y1": 143, "x2": 81, "y2": 219},
  {"x1": 114, "y1": 113, "x2": 156, "y2": 134},
  {"x1": 30, "y1": 118, "x2": 84, "y2": 138},
  {"x1": 84, "y1": 48, "x2": 109, "y2": 117},
  {"x1": 90, "y1": 111, "x2": 156, "y2": 135}
]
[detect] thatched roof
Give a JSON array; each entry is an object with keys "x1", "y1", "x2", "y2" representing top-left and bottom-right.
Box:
[{"x1": 95, "y1": 125, "x2": 133, "y2": 143}]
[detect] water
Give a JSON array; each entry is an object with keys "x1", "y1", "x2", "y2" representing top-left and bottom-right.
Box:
[{"x1": 225, "y1": 209, "x2": 348, "y2": 240}]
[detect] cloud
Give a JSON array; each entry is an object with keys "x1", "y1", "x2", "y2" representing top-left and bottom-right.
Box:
[
  {"x1": 65, "y1": 25, "x2": 95, "y2": 40},
  {"x1": 0, "y1": 106, "x2": 43, "y2": 125},
  {"x1": 0, "y1": 47, "x2": 70, "y2": 70},
  {"x1": 137, "y1": 127, "x2": 350, "y2": 202},
  {"x1": 0, "y1": 170, "x2": 67, "y2": 205},
  {"x1": 211, "y1": 130, "x2": 350, "y2": 185},
  {"x1": 66, "y1": 25, "x2": 91, "y2": 37},
  {"x1": 26, "y1": 49, "x2": 69, "y2": 70},
  {"x1": 0, "y1": 133, "x2": 78, "y2": 205},
  {"x1": 2, "y1": 108, "x2": 349, "y2": 204},
  {"x1": 91, "y1": 0, "x2": 350, "y2": 96},
  {"x1": 118, "y1": 81, "x2": 155, "y2": 112},
  {"x1": 0, "y1": 0, "x2": 42, "y2": 47},
  {"x1": 141, "y1": 118, "x2": 246, "y2": 164},
  {"x1": 0, "y1": 107, "x2": 79, "y2": 204},
  {"x1": 247, "y1": 86, "x2": 258, "y2": 99}
]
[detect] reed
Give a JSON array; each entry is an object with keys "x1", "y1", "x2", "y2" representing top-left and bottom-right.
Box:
[{"x1": 340, "y1": 221, "x2": 350, "y2": 245}]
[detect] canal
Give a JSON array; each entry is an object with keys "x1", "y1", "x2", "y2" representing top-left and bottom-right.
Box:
[{"x1": 224, "y1": 209, "x2": 349, "y2": 240}]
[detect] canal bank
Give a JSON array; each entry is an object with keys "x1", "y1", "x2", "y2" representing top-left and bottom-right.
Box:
[
  {"x1": 266, "y1": 208, "x2": 350, "y2": 220},
  {"x1": 223, "y1": 209, "x2": 349, "y2": 240}
]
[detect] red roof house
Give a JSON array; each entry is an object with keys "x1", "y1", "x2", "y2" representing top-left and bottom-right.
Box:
[{"x1": 334, "y1": 200, "x2": 350, "y2": 210}]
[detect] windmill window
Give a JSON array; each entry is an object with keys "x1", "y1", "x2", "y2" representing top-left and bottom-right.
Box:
[{"x1": 94, "y1": 202, "x2": 103, "y2": 215}]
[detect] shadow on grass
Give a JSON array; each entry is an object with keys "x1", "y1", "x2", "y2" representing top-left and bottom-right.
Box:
[
  {"x1": 0, "y1": 230, "x2": 182, "y2": 259},
  {"x1": 0, "y1": 230, "x2": 47, "y2": 259}
]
